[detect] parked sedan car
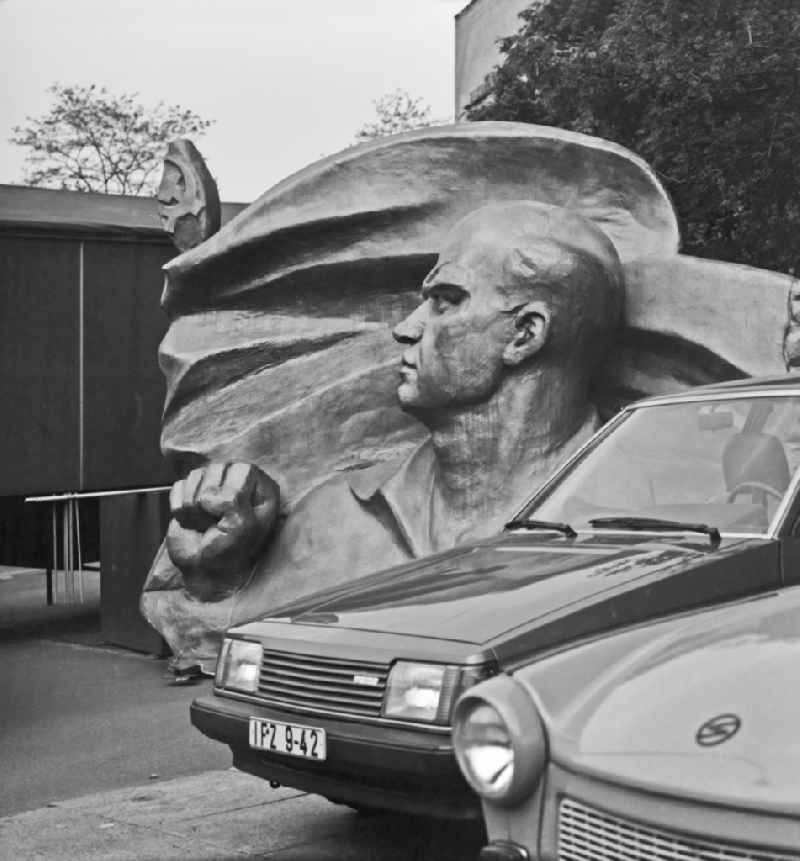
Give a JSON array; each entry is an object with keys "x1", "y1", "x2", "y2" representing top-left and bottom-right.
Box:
[
  {"x1": 191, "y1": 375, "x2": 800, "y2": 818},
  {"x1": 454, "y1": 585, "x2": 800, "y2": 860}
]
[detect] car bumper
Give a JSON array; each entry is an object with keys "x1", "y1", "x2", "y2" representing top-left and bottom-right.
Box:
[{"x1": 191, "y1": 694, "x2": 479, "y2": 819}]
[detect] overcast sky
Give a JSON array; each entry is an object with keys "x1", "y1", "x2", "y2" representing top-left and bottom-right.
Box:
[{"x1": 0, "y1": 0, "x2": 465, "y2": 201}]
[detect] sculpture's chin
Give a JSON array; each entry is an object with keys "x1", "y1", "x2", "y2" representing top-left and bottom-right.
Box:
[
  {"x1": 396, "y1": 387, "x2": 444, "y2": 420},
  {"x1": 396, "y1": 381, "x2": 421, "y2": 407}
]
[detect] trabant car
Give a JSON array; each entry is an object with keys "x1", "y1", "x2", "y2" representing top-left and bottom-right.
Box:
[
  {"x1": 454, "y1": 585, "x2": 800, "y2": 860},
  {"x1": 191, "y1": 375, "x2": 800, "y2": 818}
]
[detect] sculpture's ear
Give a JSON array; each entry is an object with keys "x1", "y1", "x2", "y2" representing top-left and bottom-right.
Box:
[{"x1": 502, "y1": 301, "x2": 551, "y2": 367}]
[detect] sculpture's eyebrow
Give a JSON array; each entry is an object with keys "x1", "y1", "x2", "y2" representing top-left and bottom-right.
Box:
[{"x1": 421, "y1": 281, "x2": 468, "y2": 300}]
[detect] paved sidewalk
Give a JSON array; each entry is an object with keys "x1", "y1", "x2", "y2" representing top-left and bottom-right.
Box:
[
  {"x1": 0, "y1": 770, "x2": 330, "y2": 860},
  {"x1": 0, "y1": 769, "x2": 483, "y2": 860}
]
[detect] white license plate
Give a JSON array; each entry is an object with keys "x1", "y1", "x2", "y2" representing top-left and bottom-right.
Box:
[{"x1": 248, "y1": 717, "x2": 327, "y2": 761}]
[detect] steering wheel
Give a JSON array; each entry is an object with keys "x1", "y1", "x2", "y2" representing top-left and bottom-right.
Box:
[{"x1": 726, "y1": 481, "x2": 784, "y2": 503}]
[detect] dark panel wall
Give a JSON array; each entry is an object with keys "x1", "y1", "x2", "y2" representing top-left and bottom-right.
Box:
[
  {"x1": 0, "y1": 236, "x2": 80, "y2": 494},
  {"x1": 0, "y1": 231, "x2": 176, "y2": 496},
  {"x1": 100, "y1": 492, "x2": 169, "y2": 653},
  {"x1": 83, "y1": 241, "x2": 174, "y2": 489}
]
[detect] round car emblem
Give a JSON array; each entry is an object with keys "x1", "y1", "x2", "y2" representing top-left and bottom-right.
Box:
[{"x1": 695, "y1": 713, "x2": 741, "y2": 747}]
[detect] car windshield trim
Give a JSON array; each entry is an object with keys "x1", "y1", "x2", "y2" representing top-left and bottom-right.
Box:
[
  {"x1": 633, "y1": 388, "x2": 800, "y2": 409},
  {"x1": 572, "y1": 529, "x2": 768, "y2": 540},
  {"x1": 766, "y1": 447, "x2": 800, "y2": 537}
]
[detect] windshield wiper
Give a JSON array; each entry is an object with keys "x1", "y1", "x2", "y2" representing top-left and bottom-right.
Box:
[
  {"x1": 588, "y1": 516, "x2": 720, "y2": 546},
  {"x1": 504, "y1": 518, "x2": 577, "y2": 538}
]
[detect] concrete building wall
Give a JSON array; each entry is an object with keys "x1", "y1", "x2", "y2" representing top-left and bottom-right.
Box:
[{"x1": 455, "y1": 0, "x2": 533, "y2": 116}]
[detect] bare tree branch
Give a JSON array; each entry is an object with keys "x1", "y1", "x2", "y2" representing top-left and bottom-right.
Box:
[
  {"x1": 8, "y1": 83, "x2": 215, "y2": 195},
  {"x1": 354, "y1": 89, "x2": 434, "y2": 142}
]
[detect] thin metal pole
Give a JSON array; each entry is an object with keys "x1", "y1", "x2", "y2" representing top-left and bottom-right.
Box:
[
  {"x1": 67, "y1": 500, "x2": 75, "y2": 604},
  {"x1": 61, "y1": 502, "x2": 69, "y2": 604},
  {"x1": 63, "y1": 501, "x2": 69, "y2": 603},
  {"x1": 53, "y1": 502, "x2": 60, "y2": 604},
  {"x1": 70, "y1": 500, "x2": 76, "y2": 602},
  {"x1": 69, "y1": 499, "x2": 76, "y2": 602},
  {"x1": 47, "y1": 503, "x2": 55, "y2": 605},
  {"x1": 26, "y1": 486, "x2": 171, "y2": 503},
  {"x1": 75, "y1": 498, "x2": 84, "y2": 603},
  {"x1": 78, "y1": 241, "x2": 85, "y2": 492}
]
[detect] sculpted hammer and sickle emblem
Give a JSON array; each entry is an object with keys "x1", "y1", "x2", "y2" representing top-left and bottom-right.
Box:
[{"x1": 156, "y1": 139, "x2": 221, "y2": 253}]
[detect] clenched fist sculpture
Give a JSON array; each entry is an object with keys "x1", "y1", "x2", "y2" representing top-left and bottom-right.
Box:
[{"x1": 166, "y1": 462, "x2": 280, "y2": 602}]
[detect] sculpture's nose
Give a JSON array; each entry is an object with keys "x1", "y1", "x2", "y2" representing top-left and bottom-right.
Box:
[{"x1": 393, "y1": 305, "x2": 425, "y2": 344}]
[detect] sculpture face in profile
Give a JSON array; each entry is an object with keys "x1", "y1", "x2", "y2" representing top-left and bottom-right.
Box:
[
  {"x1": 141, "y1": 123, "x2": 797, "y2": 671},
  {"x1": 395, "y1": 202, "x2": 622, "y2": 414}
]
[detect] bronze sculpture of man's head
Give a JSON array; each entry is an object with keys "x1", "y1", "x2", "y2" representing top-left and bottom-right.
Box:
[{"x1": 393, "y1": 200, "x2": 624, "y2": 417}]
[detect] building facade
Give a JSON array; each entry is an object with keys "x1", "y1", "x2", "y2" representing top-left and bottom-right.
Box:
[{"x1": 455, "y1": 0, "x2": 534, "y2": 117}]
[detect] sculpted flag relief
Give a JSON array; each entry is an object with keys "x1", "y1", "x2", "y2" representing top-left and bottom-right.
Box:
[{"x1": 142, "y1": 123, "x2": 797, "y2": 671}]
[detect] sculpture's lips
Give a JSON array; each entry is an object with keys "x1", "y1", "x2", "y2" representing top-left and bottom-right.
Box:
[{"x1": 399, "y1": 358, "x2": 417, "y2": 377}]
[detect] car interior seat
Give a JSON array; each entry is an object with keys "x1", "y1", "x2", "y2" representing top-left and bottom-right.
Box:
[{"x1": 722, "y1": 431, "x2": 791, "y2": 507}]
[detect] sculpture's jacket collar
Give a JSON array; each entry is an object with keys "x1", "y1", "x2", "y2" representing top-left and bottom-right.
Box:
[
  {"x1": 346, "y1": 409, "x2": 600, "y2": 559},
  {"x1": 347, "y1": 439, "x2": 437, "y2": 557}
]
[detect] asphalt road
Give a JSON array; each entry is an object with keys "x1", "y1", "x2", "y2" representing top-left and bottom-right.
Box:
[{"x1": 0, "y1": 633, "x2": 230, "y2": 817}]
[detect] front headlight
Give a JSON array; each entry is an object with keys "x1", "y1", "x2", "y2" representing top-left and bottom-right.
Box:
[
  {"x1": 215, "y1": 638, "x2": 263, "y2": 694},
  {"x1": 453, "y1": 675, "x2": 547, "y2": 806},
  {"x1": 382, "y1": 661, "x2": 496, "y2": 724},
  {"x1": 454, "y1": 700, "x2": 515, "y2": 797},
  {"x1": 383, "y1": 661, "x2": 456, "y2": 723}
]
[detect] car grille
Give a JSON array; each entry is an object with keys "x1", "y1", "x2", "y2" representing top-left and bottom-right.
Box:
[
  {"x1": 558, "y1": 798, "x2": 799, "y2": 861},
  {"x1": 256, "y1": 649, "x2": 390, "y2": 719}
]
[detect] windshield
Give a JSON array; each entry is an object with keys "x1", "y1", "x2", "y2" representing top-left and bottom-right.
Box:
[{"x1": 526, "y1": 395, "x2": 800, "y2": 536}]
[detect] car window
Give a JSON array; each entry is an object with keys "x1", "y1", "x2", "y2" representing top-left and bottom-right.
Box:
[{"x1": 528, "y1": 396, "x2": 800, "y2": 535}]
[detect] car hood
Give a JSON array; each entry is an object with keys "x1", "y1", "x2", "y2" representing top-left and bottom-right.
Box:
[
  {"x1": 520, "y1": 587, "x2": 800, "y2": 814},
  {"x1": 244, "y1": 533, "x2": 774, "y2": 651}
]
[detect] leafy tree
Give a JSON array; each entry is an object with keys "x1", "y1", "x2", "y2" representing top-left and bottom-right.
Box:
[
  {"x1": 355, "y1": 89, "x2": 433, "y2": 142},
  {"x1": 467, "y1": 0, "x2": 800, "y2": 274},
  {"x1": 10, "y1": 84, "x2": 214, "y2": 195}
]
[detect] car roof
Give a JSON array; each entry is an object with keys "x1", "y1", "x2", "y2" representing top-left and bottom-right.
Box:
[{"x1": 632, "y1": 373, "x2": 800, "y2": 409}]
